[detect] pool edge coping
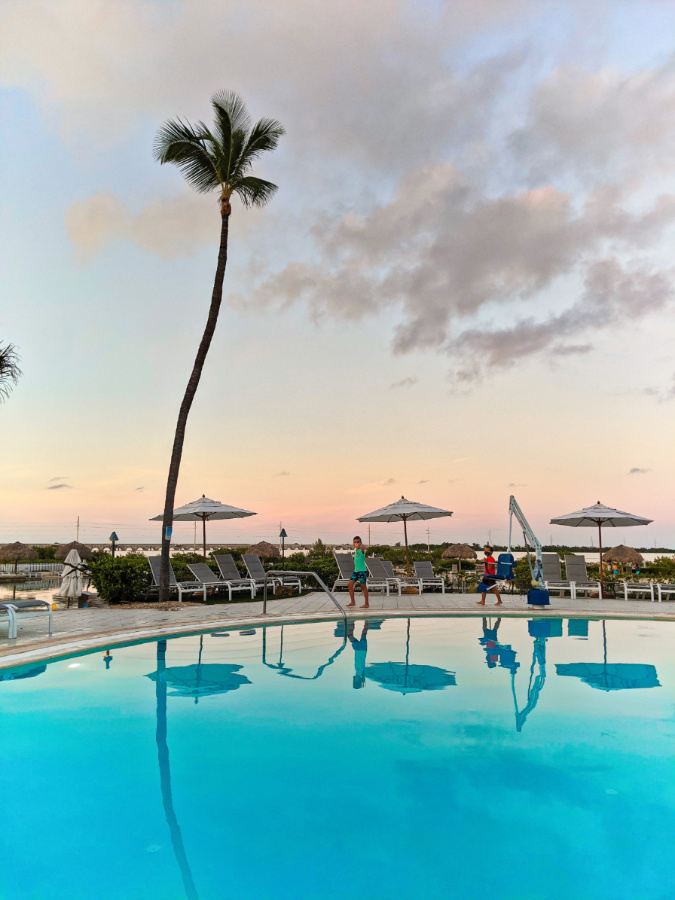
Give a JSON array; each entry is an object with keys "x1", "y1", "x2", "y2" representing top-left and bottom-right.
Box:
[{"x1": 2, "y1": 606, "x2": 675, "y2": 671}]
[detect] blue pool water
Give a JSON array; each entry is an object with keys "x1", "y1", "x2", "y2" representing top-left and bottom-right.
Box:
[{"x1": 1, "y1": 615, "x2": 675, "y2": 900}]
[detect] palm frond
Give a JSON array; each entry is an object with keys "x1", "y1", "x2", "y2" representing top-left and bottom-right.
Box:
[
  {"x1": 153, "y1": 118, "x2": 221, "y2": 193},
  {"x1": 232, "y1": 175, "x2": 279, "y2": 208},
  {"x1": 234, "y1": 117, "x2": 285, "y2": 177},
  {"x1": 211, "y1": 90, "x2": 251, "y2": 135},
  {"x1": 0, "y1": 343, "x2": 21, "y2": 402}
]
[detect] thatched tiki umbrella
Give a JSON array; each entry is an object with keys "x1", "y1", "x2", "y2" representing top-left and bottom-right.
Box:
[
  {"x1": 0, "y1": 542, "x2": 38, "y2": 573},
  {"x1": 246, "y1": 541, "x2": 279, "y2": 560},
  {"x1": 602, "y1": 545, "x2": 644, "y2": 573},
  {"x1": 54, "y1": 541, "x2": 94, "y2": 562},
  {"x1": 442, "y1": 543, "x2": 477, "y2": 572}
]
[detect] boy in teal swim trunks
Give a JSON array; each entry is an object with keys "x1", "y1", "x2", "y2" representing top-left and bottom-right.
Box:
[{"x1": 347, "y1": 535, "x2": 369, "y2": 609}]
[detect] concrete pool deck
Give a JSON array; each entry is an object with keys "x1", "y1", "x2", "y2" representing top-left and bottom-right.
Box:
[{"x1": 1, "y1": 589, "x2": 672, "y2": 670}]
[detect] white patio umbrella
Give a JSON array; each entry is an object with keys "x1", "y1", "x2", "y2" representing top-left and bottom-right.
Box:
[
  {"x1": 150, "y1": 495, "x2": 256, "y2": 559},
  {"x1": 358, "y1": 496, "x2": 453, "y2": 575},
  {"x1": 550, "y1": 501, "x2": 652, "y2": 595},
  {"x1": 56, "y1": 549, "x2": 86, "y2": 602}
]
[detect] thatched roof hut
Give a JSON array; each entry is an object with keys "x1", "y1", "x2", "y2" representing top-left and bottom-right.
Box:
[
  {"x1": 0, "y1": 542, "x2": 38, "y2": 572},
  {"x1": 602, "y1": 545, "x2": 643, "y2": 566},
  {"x1": 442, "y1": 543, "x2": 477, "y2": 560},
  {"x1": 246, "y1": 540, "x2": 279, "y2": 559},
  {"x1": 54, "y1": 541, "x2": 94, "y2": 561}
]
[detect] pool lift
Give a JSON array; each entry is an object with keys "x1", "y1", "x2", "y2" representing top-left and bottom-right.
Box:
[
  {"x1": 507, "y1": 495, "x2": 550, "y2": 608},
  {"x1": 511, "y1": 626, "x2": 548, "y2": 732}
]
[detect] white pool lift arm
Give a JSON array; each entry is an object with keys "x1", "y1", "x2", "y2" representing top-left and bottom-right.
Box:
[{"x1": 508, "y1": 495, "x2": 545, "y2": 589}]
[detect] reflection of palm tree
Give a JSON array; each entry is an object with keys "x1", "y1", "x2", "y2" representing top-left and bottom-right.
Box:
[
  {"x1": 155, "y1": 640, "x2": 199, "y2": 900},
  {"x1": 261, "y1": 625, "x2": 347, "y2": 680}
]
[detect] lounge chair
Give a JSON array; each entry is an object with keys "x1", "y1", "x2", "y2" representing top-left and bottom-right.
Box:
[
  {"x1": 0, "y1": 599, "x2": 52, "y2": 640},
  {"x1": 364, "y1": 557, "x2": 398, "y2": 595},
  {"x1": 148, "y1": 556, "x2": 206, "y2": 602},
  {"x1": 564, "y1": 555, "x2": 602, "y2": 599},
  {"x1": 622, "y1": 582, "x2": 655, "y2": 601},
  {"x1": 333, "y1": 553, "x2": 355, "y2": 592},
  {"x1": 413, "y1": 561, "x2": 446, "y2": 593},
  {"x1": 542, "y1": 553, "x2": 575, "y2": 599},
  {"x1": 213, "y1": 554, "x2": 259, "y2": 596},
  {"x1": 242, "y1": 554, "x2": 301, "y2": 595},
  {"x1": 188, "y1": 562, "x2": 255, "y2": 601},
  {"x1": 656, "y1": 584, "x2": 675, "y2": 602},
  {"x1": 381, "y1": 558, "x2": 420, "y2": 593}
]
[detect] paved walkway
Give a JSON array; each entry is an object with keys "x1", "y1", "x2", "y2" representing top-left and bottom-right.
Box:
[{"x1": 1, "y1": 589, "x2": 672, "y2": 669}]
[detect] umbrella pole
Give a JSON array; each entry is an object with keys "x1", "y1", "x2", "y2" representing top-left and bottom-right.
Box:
[
  {"x1": 598, "y1": 522, "x2": 603, "y2": 598},
  {"x1": 202, "y1": 515, "x2": 207, "y2": 560},
  {"x1": 403, "y1": 516, "x2": 410, "y2": 576}
]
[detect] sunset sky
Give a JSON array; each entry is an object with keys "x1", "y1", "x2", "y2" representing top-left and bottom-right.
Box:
[{"x1": 1, "y1": 0, "x2": 674, "y2": 548}]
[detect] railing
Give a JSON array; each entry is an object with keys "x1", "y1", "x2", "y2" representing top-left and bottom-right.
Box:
[
  {"x1": 262, "y1": 570, "x2": 347, "y2": 627},
  {"x1": 0, "y1": 562, "x2": 63, "y2": 574}
]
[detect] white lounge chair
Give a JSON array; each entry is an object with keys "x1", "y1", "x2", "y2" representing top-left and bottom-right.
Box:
[
  {"x1": 542, "y1": 553, "x2": 575, "y2": 599},
  {"x1": 333, "y1": 553, "x2": 355, "y2": 592},
  {"x1": 213, "y1": 554, "x2": 259, "y2": 596},
  {"x1": 656, "y1": 584, "x2": 675, "y2": 602},
  {"x1": 188, "y1": 562, "x2": 255, "y2": 601},
  {"x1": 0, "y1": 599, "x2": 52, "y2": 640},
  {"x1": 413, "y1": 560, "x2": 446, "y2": 593},
  {"x1": 564, "y1": 555, "x2": 602, "y2": 598},
  {"x1": 148, "y1": 556, "x2": 206, "y2": 602},
  {"x1": 622, "y1": 582, "x2": 655, "y2": 601},
  {"x1": 243, "y1": 554, "x2": 301, "y2": 595}
]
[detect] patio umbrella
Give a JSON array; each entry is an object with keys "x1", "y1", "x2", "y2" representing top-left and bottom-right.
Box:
[
  {"x1": 0, "y1": 542, "x2": 37, "y2": 573},
  {"x1": 365, "y1": 618, "x2": 456, "y2": 695},
  {"x1": 555, "y1": 622, "x2": 659, "y2": 691},
  {"x1": 550, "y1": 502, "x2": 652, "y2": 595},
  {"x1": 358, "y1": 496, "x2": 453, "y2": 575},
  {"x1": 150, "y1": 494, "x2": 256, "y2": 559},
  {"x1": 56, "y1": 549, "x2": 87, "y2": 602}
]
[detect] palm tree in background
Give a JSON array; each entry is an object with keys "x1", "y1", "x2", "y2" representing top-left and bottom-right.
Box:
[
  {"x1": 0, "y1": 343, "x2": 21, "y2": 401},
  {"x1": 153, "y1": 91, "x2": 284, "y2": 601}
]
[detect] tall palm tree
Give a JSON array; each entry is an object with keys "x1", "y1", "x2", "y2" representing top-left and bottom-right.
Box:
[
  {"x1": 0, "y1": 342, "x2": 21, "y2": 402},
  {"x1": 153, "y1": 91, "x2": 284, "y2": 601}
]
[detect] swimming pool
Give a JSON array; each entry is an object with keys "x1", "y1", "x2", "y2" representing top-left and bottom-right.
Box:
[{"x1": 1, "y1": 615, "x2": 674, "y2": 900}]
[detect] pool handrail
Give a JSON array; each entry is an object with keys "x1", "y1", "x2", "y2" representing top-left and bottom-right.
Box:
[{"x1": 262, "y1": 570, "x2": 347, "y2": 627}]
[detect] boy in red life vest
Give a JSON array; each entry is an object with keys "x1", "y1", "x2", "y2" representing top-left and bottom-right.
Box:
[{"x1": 476, "y1": 544, "x2": 502, "y2": 606}]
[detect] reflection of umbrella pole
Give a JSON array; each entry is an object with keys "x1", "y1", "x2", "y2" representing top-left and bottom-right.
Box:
[
  {"x1": 598, "y1": 523, "x2": 603, "y2": 598},
  {"x1": 155, "y1": 640, "x2": 199, "y2": 900}
]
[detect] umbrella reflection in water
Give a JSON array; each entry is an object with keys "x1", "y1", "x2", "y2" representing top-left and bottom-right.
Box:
[
  {"x1": 147, "y1": 634, "x2": 251, "y2": 704},
  {"x1": 365, "y1": 618, "x2": 456, "y2": 694},
  {"x1": 556, "y1": 620, "x2": 659, "y2": 691}
]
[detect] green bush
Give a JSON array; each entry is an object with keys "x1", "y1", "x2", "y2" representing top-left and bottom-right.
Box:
[
  {"x1": 32, "y1": 545, "x2": 57, "y2": 561},
  {"x1": 88, "y1": 555, "x2": 152, "y2": 604},
  {"x1": 285, "y1": 552, "x2": 338, "y2": 586}
]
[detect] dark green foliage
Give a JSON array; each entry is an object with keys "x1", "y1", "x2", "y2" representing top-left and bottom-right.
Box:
[
  {"x1": 0, "y1": 342, "x2": 21, "y2": 402},
  {"x1": 88, "y1": 555, "x2": 152, "y2": 604},
  {"x1": 307, "y1": 539, "x2": 332, "y2": 559},
  {"x1": 32, "y1": 545, "x2": 57, "y2": 561},
  {"x1": 286, "y1": 552, "x2": 338, "y2": 585},
  {"x1": 514, "y1": 558, "x2": 534, "y2": 594},
  {"x1": 154, "y1": 90, "x2": 284, "y2": 207}
]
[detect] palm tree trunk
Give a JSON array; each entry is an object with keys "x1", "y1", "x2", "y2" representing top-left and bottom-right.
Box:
[{"x1": 158, "y1": 211, "x2": 230, "y2": 602}]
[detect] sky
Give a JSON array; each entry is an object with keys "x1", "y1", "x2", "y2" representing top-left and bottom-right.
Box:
[{"x1": 1, "y1": 0, "x2": 674, "y2": 548}]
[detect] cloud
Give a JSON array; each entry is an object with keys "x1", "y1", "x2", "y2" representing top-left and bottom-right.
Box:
[
  {"x1": 508, "y1": 482, "x2": 527, "y2": 487},
  {"x1": 49, "y1": 476, "x2": 68, "y2": 482},
  {"x1": 47, "y1": 483, "x2": 72, "y2": 490},
  {"x1": 136, "y1": 486, "x2": 144, "y2": 491},
  {"x1": 390, "y1": 376, "x2": 418, "y2": 389},
  {"x1": 275, "y1": 471, "x2": 290, "y2": 477},
  {"x1": 628, "y1": 467, "x2": 651, "y2": 475},
  {"x1": 419, "y1": 479, "x2": 429, "y2": 484},
  {"x1": 644, "y1": 371, "x2": 675, "y2": 402},
  {"x1": 65, "y1": 191, "x2": 218, "y2": 262},
  {"x1": 383, "y1": 478, "x2": 396, "y2": 485}
]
